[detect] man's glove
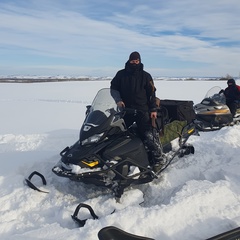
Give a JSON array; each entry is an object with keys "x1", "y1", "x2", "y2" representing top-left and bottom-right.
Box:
[
  {"x1": 117, "y1": 101, "x2": 125, "y2": 108},
  {"x1": 219, "y1": 89, "x2": 224, "y2": 94}
]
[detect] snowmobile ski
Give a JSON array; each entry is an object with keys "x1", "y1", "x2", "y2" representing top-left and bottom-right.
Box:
[
  {"x1": 206, "y1": 226, "x2": 240, "y2": 240},
  {"x1": 98, "y1": 226, "x2": 154, "y2": 240},
  {"x1": 71, "y1": 203, "x2": 99, "y2": 227},
  {"x1": 24, "y1": 171, "x2": 49, "y2": 193}
]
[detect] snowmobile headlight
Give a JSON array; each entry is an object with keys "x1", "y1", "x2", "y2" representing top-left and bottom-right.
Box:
[
  {"x1": 81, "y1": 133, "x2": 104, "y2": 145},
  {"x1": 214, "y1": 106, "x2": 222, "y2": 110}
]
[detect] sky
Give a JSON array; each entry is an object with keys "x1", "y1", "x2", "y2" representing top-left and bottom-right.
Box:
[{"x1": 0, "y1": 0, "x2": 240, "y2": 77}]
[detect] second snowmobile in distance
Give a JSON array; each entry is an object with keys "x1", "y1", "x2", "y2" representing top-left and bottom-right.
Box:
[
  {"x1": 194, "y1": 86, "x2": 240, "y2": 131},
  {"x1": 52, "y1": 88, "x2": 196, "y2": 199}
]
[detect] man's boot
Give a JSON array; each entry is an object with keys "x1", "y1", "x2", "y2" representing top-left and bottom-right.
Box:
[
  {"x1": 143, "y1": 129, "x2": 165, "y2": 172},
  {"x1": 152, "y1": 153, "x2": 165, "y2": 173}
]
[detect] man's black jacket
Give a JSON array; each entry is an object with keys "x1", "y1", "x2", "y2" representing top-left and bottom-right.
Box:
[
  {"x1": 224, "y1": 84, "x2": 240, "y2": 101},
  {"x1": 110, "y1": 61, "x2": 157, "y2": 112}
]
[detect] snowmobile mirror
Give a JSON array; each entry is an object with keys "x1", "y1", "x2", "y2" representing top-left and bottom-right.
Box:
[{"x1": 85, "y1": 105, "x2": 92, "y2": 115}]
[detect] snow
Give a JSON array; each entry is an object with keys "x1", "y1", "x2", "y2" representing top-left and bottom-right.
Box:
[{"x1": 0, "y1": 79, "x2": 240, "y2": 240}]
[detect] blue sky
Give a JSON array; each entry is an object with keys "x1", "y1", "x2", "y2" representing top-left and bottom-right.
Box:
[{"x1": 0, "y1": 0, "x2": 240, "y2": 77}]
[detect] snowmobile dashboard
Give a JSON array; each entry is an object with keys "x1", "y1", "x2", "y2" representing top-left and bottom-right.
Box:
[
  {"x1": 110, "y1": 118, "x2": 127, "y2": 132},
  {"x1": 201, "y1": 98, "x2": 223, "y2": 106}
]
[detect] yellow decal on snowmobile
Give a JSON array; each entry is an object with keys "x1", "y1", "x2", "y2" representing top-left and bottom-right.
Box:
[
  {"x1": 188, "y1": 128, "x2": 195, "y2": 134},
  {"x1": 82, "y1": 160, "x2": 99, "y2": 167},
  {"x1": 200, "y1": 109, "x2": 230, "y2": 115}
]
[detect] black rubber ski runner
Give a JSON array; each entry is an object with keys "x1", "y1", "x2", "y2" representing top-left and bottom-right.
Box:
[
  {"x1": 71, "y1": 203, "x2": 99, "y2": 227},
  {"x1": 24, "y1": 171, "x2": 49, "y2": 193},
  {"x1": 206, "y1": 226, "x2": 240, "y2": 240},
  {"x1": 98, "y1": 226, "x2": 154, "y2": 240}
]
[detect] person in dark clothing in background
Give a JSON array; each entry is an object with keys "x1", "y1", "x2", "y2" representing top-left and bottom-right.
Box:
[
  {"x1": 220, "y1": 78, "x2": 240, "y2": 117},
  {"x1": 110, "y1": 51, "x2": 164, "y2": 172}
]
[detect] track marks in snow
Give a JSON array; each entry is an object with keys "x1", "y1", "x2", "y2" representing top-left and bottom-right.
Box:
[{"x1": 0, "y1": 134, "x2": 46, "y2": 152}]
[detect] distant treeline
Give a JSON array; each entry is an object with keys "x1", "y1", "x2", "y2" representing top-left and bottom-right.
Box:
[
  {"x1": 0, "y1": 76, "x2": 232, "y2": 83},
  {"x1": 0, "y1": 78, "x2": 95, "y2": 83}
]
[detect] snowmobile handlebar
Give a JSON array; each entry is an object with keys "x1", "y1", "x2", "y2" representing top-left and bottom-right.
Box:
[
  {"x1": 115, "y1": 107, "x2": 144, "y2": 117},
  {"x1": 112, "y1": 107, "x2": 138, "y2": 119}
]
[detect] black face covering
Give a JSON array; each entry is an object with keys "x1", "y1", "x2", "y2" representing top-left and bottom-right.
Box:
[
  {"x1": 129, "y1": 63, "x2": 140, "y2": 71},
  {"x1": 227, "y1": 79, "x2": 236, "y2": 86}
]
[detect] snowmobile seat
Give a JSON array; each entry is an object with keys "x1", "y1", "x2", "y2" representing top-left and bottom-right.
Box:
[
  {"x1": 98, "y1": 226, "x2": 154, "y2": 240},
  {"x1": 160, "y1": 99, "x2": 196, "y2": 123}
]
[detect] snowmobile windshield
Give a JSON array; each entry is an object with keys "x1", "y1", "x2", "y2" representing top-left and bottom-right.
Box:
[
  {"x1": 203, "y1": 86, "x2": 226, "y2": 105},
  {"x1": 80, "y1": 88, "x2": 120, "y2": 144},
  {"x1": 85, "y1": 88, "x2": 119, "y2": 125}
]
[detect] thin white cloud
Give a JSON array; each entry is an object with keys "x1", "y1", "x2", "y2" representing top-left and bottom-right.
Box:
[{"x1": 0, "y1": 0, "x2": 240, "y2": 77}]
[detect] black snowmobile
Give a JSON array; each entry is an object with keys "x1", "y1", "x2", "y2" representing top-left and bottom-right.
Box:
[
  {"x1": 194, "y1": 86, "x2": 240, "y2": 131},
  {"x1": 52, "y1": 88, "x2": 196, "y2": 198}
]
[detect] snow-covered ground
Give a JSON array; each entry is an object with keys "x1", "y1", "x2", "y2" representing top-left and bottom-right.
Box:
[{"x1": 0, "y1": 80, "x2": 240, "y2": 240}]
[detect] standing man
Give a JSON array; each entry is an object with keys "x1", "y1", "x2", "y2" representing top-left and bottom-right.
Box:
[
  {"x1": 221, "y1": 78, "x2": 240, "y2": 117},
  {"x1": 110, "y1": 51, "x2": 164, "y2": 172}
]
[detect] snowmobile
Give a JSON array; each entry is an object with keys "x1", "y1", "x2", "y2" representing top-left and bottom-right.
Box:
[
  {"x1": 194, "y1": 86, "x2": 240, "y2": 131},
  {"x1": 52, "y1": 88, "x2": 196, "y2": 199}
]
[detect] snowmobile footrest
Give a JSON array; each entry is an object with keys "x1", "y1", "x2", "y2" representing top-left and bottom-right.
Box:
[{"x1": 98, "y1": 226, "x2": 154, "y2": 240}]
